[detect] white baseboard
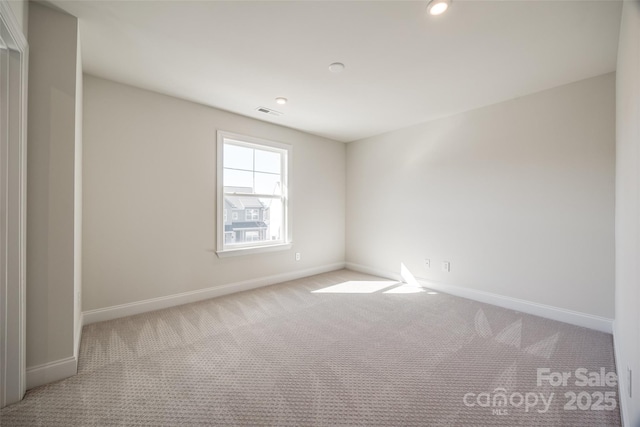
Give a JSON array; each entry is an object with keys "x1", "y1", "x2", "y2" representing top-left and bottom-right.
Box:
[
  {"x1": 345, "y1": 263, "x2": 403, "y2": 282},
  {"x1": 612, "y1": 321, "x2": 629, "y2": 426},
  {"x1": 74, "y1": 312, "x2": 83, "y2": 359},
  {"x1": 83, "y1": 262, "x2": 346, "y2": 325},
  {"x1": 26, "y1": 356, "x2": 78, "y2": 390},
  {"x1": 346, "y1": 262, "x2": 613, "y2": 333},
  {"x1": 26, "y1": 315, "x2": 84, "y2": 390}
]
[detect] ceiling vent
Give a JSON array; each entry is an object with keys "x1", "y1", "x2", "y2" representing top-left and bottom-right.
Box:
[{"x1": 255, "y1": 106, "x2": 283, "y2": 117}]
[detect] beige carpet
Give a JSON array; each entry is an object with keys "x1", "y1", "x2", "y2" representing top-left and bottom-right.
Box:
[{"x1": 1, "y1": 269, "x2": 620, "y2": 426}]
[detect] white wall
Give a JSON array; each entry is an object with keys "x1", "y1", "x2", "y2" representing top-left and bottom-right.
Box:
[
  {"x1": 614, "y1": 1, "x2": 640, "y2": 425},
  {"x1": 82, "y1": 75, "x2": 345, "y2": 311},
  {"x1": 347, "y1": 73, "x2": 615, "y2": 319},
  {"x1": 27, "y1": 2, "x2": 81, "y2": 379}
]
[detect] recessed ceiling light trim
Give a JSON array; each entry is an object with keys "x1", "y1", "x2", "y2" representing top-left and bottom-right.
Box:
[
  {"x1": 275, "y1": 97, "x2": 288, "y2": 105},
  {"x1": 427, "y1": 0, "x2": 451, "y2": 16}
]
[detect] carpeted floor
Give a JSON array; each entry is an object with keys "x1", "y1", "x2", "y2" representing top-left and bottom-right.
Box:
[{"x1": 0, "y1": 269, "x2": 620, "y2": 426}]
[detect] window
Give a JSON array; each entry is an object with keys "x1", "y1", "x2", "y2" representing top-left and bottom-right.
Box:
[
  {"x1": 246, "y1": 209, "x2": 260, "y2": 221},
  {"x1": 217, "y1": 131, "x2": 292, "y2": 256}
]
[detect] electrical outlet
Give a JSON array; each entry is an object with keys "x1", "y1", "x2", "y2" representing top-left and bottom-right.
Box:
[
  {"x1": 442, "y1": 261, "x2": 451, "y2": 272},
  {"x1": 424, "y1": 259, "x2": 430, "y2": 268},
  {"x1": 295, "y1": 252, "x2": 301, "y2": 261}
]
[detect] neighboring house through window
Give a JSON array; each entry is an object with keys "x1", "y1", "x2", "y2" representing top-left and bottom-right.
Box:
[
  {"x1": 246, "y1": 209, "x2": 260, "y2": 221},
  {"x1": 217, "y1": 131, "x2": 292, "y2": 256}
]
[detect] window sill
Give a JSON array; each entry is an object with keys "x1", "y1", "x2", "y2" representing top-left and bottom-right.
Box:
[{"x1": 216, "y1": 243, "x2": 292, "y2": 258}]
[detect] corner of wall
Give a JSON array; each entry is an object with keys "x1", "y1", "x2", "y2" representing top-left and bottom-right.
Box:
[
  {"x1": 346, "y1": 262, "x2": 614, "y2": 333},
  {"x1": 614, "y1": 1, "x2": 640, "y2": 426},
  {"x1": 25, "y1": 356, "x2": 78, "y2": 391},
  {"x1": 73, "y1": 19, "x2": 83, "y2": 363},
  {"x1": 26, "y1": 1, "x2": 82, "y2": 386}
]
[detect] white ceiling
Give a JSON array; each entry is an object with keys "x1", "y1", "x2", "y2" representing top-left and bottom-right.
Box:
[{"x1": 50, "y1": 0, "x2": 622, "y2": 142}]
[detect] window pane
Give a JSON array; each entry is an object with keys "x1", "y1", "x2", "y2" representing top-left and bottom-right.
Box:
[
  {"x1": 224, "y1": 144, "x2": 253, "y2": 171},
  {"x1": 263, "y1": 198, "x2": 284, "y2": 241},
  {"x1": 224, "y1": 169, "x2": 253, "y2": 191},
  {"x1": 254, "y1": 172, "x2": 281, "y2": 195},
  {"x1": 255, "y1": 149, "x2": 281, "y2": 174},
  {"x1": 223, "y1": 195, "x2": 284, "y2": 247}
]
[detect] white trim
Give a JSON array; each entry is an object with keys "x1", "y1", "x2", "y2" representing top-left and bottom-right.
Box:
[
  {"x1": 345, "y1": 262, "x2": 613, "y2": 333},
  {"x1": 26, "y1": 356, "x2": 78, "y2": 390},
  {"x1": 219, "y1": 131, "x2": 292, "y2": 152},
  {"x1": 83, "y1": 262, "x2": 345, "y2": 325},
  {"x1": 74, "y1": 312, "x2": 84, "y2": 359},
  {"x1": 216, "y1": 130, "x2": 293, "y2": 257},
  {"x1": 0, "y1": 0, "x2": 28, "y2": 408},
  {"x1": 345, "y1": 263, "x2": 403, "y2": 282},
  {"x1": 216, "y1": 242, "x2": 292, "y2": 258},
  {"x1": 0, "y1": 2, "x2": 27, "y2": 48},
  {"x1": 612, "y1": 322, "x2": 629, "y2": 426}
]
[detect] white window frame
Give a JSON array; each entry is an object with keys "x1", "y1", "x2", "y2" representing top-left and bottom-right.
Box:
[{"x1": 216, "y1": 131, "x2": 292, "y2": 257}]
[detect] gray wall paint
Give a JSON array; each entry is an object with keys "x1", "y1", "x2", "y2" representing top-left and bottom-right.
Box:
[
  {"x1": 347, "y1": 73, "x2": 615, "y2": 318},
  {"x1": 82, "y1": 75, "x2": 346, "y2": 311},
  {"x1": 7, "y1": 1, "x2": 27, "y2": 37},
  {"x1": 74, "y1": 31, "x2": 83, "y2": 357},
  {"x1": 27, "y1": 3, "x2": 82, "y2": 367},
  {"x1": 615, "y1": 1, "x2": 640, "y2": 424}
]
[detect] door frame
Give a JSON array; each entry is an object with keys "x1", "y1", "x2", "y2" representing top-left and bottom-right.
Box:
[{"x1": 0, "y1": 0, "x2": 28, "y2": 408}]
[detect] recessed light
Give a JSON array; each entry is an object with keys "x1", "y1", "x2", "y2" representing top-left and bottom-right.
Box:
[
  {"x1": 275, "y1": 97, "x2": 287, "y2": 105},
  {"x1": 427, "y1": 0, "x2": 451, "y2": 16},
  {"x1": 329, "y1": 62, "x2": 345, "y2": 73}
]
